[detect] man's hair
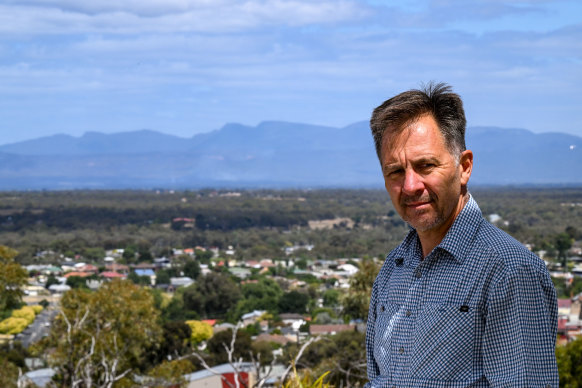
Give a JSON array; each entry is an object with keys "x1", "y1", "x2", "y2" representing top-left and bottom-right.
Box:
[{"x1": 370, "y1": 82, "x2": 466, "y2": 162}]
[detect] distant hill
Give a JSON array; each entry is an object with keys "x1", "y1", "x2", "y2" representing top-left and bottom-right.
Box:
[{"x1": 0, "y1": 122, "x2": 580, "y2": 189}]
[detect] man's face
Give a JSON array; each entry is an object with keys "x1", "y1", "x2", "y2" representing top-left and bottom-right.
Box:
[{"x1": 380, "y1": 114, "x2": 472, "y2": 235}]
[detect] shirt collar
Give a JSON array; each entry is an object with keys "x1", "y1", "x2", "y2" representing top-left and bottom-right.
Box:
[
  {"x1": 436, "y1": 194, "x2": 483, "y2": 264},
  {"x1": 392, "y1": 194, "x2": 483, "y2": 265}
]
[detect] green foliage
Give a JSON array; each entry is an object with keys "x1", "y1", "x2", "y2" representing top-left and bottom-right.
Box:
[
  {"x1": 284, "y1": 370, "x2": 331, "y2": 388},
  {"x1": 341, "y1": 259, "x2": 380, "y2": 321},
  {"x1": 322, "y1": 289, "x2": 340, "y2": 307},
  {"x1": 145, "y1": 359, "x2": 192, "y2": 387},
  {"x1": 65, "y1": 275, "x2": 89, "y2": 289},
  {"x1": 0, "y1": 357, "x2": 20, "y2": 388},
  {"x1": 182, "y1": 272, "x2": 241, "y2": 319},
  {"x1": 557, "y1": 338, "x2": 582, "y2": 387},
  {"x1": 278, "y1": 290, "x2": 310, "y2": 314},
  {"x1": 233, "y1": 277, "x2": 282, "y2": 319},
  {"x1": 183, "y1": 259, "x2": 201, "y2": 279},
  {"x1": 206, "y1": 329, "x2": 252, "y2": 365},
  {"x1": 45, "y1": 274, "x2": 60, "y2": 288},
  {"x1": 0, "y1": 246, "x2": 27, "y2": 312},
  {"x1": 185, "y1": 320, "x2": 213, "y2": 344},
  {"x1": 12, "y1": 306, "x2": 36, "y2": 323},
  {"x1": 155, "y1": 269, "x2": 171, "y2": 285},
  {"x1": 144, "y1": 321, "x2": 192, "y2": 369},
  {"x1": 0, "y1": 317, "x2": 29, "y2": 334},
  {"x1": 46, "y1": 280, "x2": 162, "y2": 386}
]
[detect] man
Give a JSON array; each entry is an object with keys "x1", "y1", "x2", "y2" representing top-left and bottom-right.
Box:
[{"x1": 365, "y1": 83, "x2": 558, "y2": 387}]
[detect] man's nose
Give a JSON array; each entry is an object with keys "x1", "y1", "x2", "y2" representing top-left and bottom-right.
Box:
[{"x1": 402, "y1": 169, "x2": 424, "y2": 195}]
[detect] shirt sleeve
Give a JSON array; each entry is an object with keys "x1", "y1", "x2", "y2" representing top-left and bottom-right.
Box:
[
  {"x1": 364, "y1": 279, "x2": 379, "y2": 388},
  {"x1": 483, "y1": 261, "x2": 558, "y2": 387}
]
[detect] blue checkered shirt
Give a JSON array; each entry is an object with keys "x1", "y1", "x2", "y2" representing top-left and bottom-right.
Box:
[{"x1": 365, "y1": 196, "x2": 558, "y2": 387}]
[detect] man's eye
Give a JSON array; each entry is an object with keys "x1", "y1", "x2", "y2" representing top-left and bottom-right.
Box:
[{"x1": 386, "y1": 169, "x2": 403, "y2": 177}]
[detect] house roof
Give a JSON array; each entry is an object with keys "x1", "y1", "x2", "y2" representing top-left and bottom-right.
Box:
[
  {"x1": 135, "y1": 269, "x2": 155, "y2": 276},
  {"x1": 255, "y1": 333, "x2": 291, "y2": 345},
  {"x1": 64, "y1": 271, "x2": 92, "y2": 278},
  {"x1": 558, "y1": 299, "x2": 572, "y2": 308},
  {"x1": 100, "y1": 271, "x2": 125, "y2": 278},
  {"x1": 309, "y1": 324, "x2": 356, "y2": 335},
  {"x1": 183, "y1": 362, "x2": 253, "y2": 382},
  {"x1": 279, "y1": 313, "x2": 305, "y2": 321}
]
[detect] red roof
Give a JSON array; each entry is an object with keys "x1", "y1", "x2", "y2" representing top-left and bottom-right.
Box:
[
  {"x1": 64, "y1": 271, "x2": 92, "y2": 278},
  {"x1": 558, "y1": 299, "x2": 572, "y2": 308},
  {"x1": 100, "y1": 271, "x2": 125, "y2": 278}
]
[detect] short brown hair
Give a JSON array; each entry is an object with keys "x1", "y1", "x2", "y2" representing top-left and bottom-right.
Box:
[{"x1": 370, "y1": 82, "x2": 466, "y2": 162}]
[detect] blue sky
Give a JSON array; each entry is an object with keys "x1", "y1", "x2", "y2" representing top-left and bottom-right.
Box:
[{"x1": 0, "y1": 0, "x2": 580, "y2": 145}]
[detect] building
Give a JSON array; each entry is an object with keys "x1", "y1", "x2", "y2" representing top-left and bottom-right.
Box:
[{"x1": 184, "y1": 362, "x2": 254, "y2": 388}]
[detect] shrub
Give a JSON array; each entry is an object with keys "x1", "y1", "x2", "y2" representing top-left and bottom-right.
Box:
[
  {"x1": 12, "y1": 306, "x2": 36, "y2": 325},
  {"x1": 0, "y1": 317, "x2": 29, "y2": 335},
  {"x1": 30, "y1": 305, "x2": 43, "y2": 314}
]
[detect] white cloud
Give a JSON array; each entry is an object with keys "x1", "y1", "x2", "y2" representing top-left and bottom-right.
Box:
[{"x1": 0, "y1": 1, "x2": 368, "y2": 35}]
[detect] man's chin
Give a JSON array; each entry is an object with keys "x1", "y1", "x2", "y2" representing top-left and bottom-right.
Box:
[{"x1": 405, "y1": 214, "x2": 441, "y2": 232}]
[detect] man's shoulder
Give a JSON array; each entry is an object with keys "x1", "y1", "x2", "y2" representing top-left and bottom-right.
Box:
[{"x1": 474, "y1": 220, "x2": 546, "y2": 273}]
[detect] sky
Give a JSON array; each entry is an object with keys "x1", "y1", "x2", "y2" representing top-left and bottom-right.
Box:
[{"x1": 0, "y1": 0, "x2": 581, "y2": 145}]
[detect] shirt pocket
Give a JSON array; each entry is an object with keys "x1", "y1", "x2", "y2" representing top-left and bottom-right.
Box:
[
  {"x1": 410, "y1": 303, "x2": 479, "y2": 382},
  {"x1": 373, "y1": 302, "x2": 400, "y2": 376}
]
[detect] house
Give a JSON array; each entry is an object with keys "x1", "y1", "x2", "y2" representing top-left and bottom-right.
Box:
[
  {"x1": 184, "y1": 362, "x2": 254, "y2": 388},
  {"x1": 48, "y1": 284, "x2": 71, "y2": 294},
  {"x1": 241, "y1": 310, "x2": 266, "y2": 327},
  {"x1": 77, "y1": 264, "x2": 99, "y2": 274},
  {"x1": 19, "y1": 368, "x2": 56, "y2": 388},
  {"x1": 309, "y1": 324, "x2": 356, "y2": 336},
  {"x1": 558, "y1": 299, "x2": 572, "y2": 316},
  {"x1": 213, "y1": 322, "x2": 237, "y2": 333},
  {"x1": 105, "y1": 263, "x2": 129, "y2": 274},
  {"x1": 100, "y1": 271, "x2": 126, "y2": 280},
  {"x1": 63, "y1": 271, "x2": 92, "y2": 278},
  {"x1": 170, "y1": 277, "x2": 195, "y2": 288},
  {"x1": 279, "y1": 313, "x2": 306, "y2": 331},
  {"x1": 255, "y1": 333, "x2": 291, "y2": 346},
  {"x1": 228, "y1": 267, "x2": 251, "y2": 279}
]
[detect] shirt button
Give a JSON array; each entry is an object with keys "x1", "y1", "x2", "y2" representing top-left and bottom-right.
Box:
[
  {"x1": 415, "y1": 270, "x2": 422, "y2": 278},
  {"x1": 380, "y1": 305, "x2": 385, "y2": 312},
  {"x1": 399, "y1": 347, "x2": 404, "y2": 354},
  {"x1": 406, "y1": 310, "x2": 411, "y2": 317}
]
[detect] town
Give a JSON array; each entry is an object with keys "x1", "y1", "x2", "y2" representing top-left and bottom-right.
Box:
[{"x1": 1, "y1": 188, "x2": 582, "y2": 387}]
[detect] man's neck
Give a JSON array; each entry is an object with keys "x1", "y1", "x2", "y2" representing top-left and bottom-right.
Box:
[{"x1": 418, "y1": 194, "x2": 469, "y2": 258}]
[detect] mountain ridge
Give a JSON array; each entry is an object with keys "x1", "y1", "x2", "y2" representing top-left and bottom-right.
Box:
[{"x1": 0, "y1": 121, "x2": 580, "y2": 189}]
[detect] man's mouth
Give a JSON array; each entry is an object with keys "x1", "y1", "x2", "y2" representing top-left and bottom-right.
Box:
[{"x1": 402, "y1": 197, "x2": 433, "y2": 209}]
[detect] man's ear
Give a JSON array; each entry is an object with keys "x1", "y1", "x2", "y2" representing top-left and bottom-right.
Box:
[{"x1": 459, "y1": 149, "x2": 473, "y2": 186}]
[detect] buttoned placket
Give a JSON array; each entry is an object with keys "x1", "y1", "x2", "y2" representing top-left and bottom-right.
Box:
[{"x1": 390, "y1": 249, "x2": 438, "y2": 385}]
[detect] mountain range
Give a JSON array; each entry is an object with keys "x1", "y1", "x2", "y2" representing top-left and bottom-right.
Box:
[{"x1": 0, "y1": 121, "x2": 581, "y2": 189}]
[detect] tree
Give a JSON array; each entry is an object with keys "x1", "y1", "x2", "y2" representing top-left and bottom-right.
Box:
[
  {"x1": 144, "y1": 321, "x2": 192, "y2": 368},
  {"x1": 555, "y1": 232, "x2": 573, "y2": 268},
  {"x1": 45, "y1": 274, "x2": 60, "y2": 289},
  {"x1": 182, "y1": 273, "x2": 241, "y2": 319},
  {"x1": 184, "y1": 260, "x2": 201, "y2": 280},
  {"x1": 233, "y1": 277, "x2": 282, "y2": 318},
  {"x1": 278, "y1": 290, "x2": 310, "y2": 314},
  {"x1": 155, "y1": 270, "x2": 171, "y2": 285},
  {"x1": 205, "y1": 328, "x2": 252, "y2": 366},
  {"x1": 341, "y1": 259, "x2": 380, "y2": 321},
  {"x1": 556, "y1": 336, "x2": 582, "y2": 387},
  {"x1": 186, "y1": 320, "x2": 213, "y2": 344},
  {"x1": 66, "y1": 275, "x2": 89, "y2": 289},
  {"x1": 46, "y1": 280, "x2": 162, "y2": 387},
  {"x1": 0, "y1": 246, "x2": 27, "y2": 312}
]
